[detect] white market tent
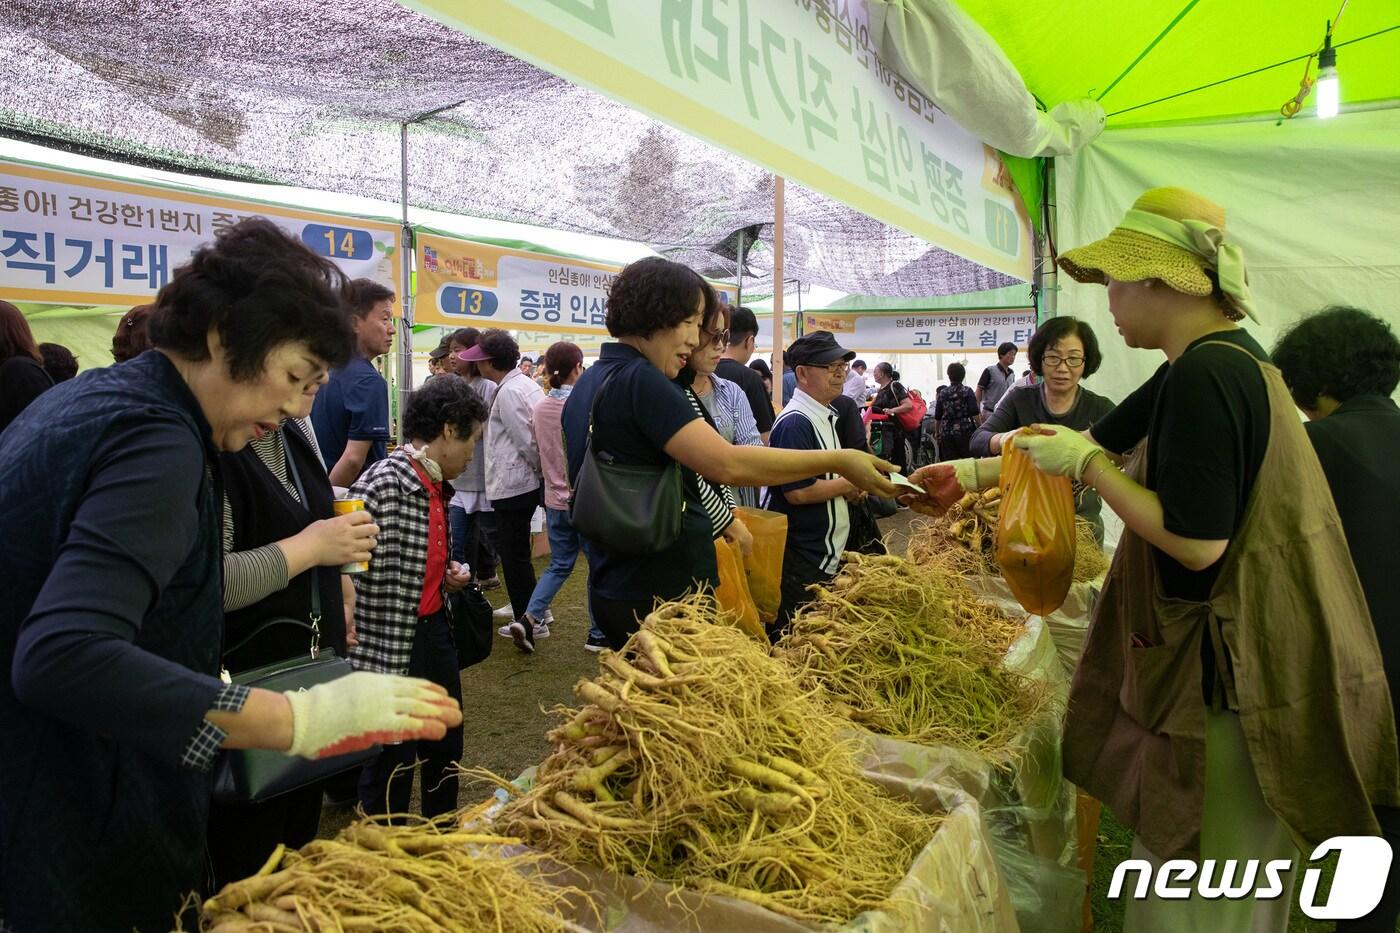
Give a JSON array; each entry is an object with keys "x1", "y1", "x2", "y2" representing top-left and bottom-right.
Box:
[
  {"x1": 1, "y1": 0, "x2": 1397, "y2": 407},
  {"x1": 864, "y1": 0, "x2": 1400, "y2": 401}
]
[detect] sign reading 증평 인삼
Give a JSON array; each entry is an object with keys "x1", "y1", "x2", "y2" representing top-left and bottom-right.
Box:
[
  {"x1": 396, "y1": 0, "x2": 1033, "y2": 281},
  {"x1": 414, "y1": 231, "x2": 735, "y2": 334},
  {"x1": 0, "y1": 159, "x2": 401, "y2": 306},
  {"x1": 803, "y1": 309, "x2": 1037, "y2": 353}
]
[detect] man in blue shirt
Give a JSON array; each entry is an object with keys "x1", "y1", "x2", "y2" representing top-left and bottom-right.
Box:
[
  {"x1": 312, "y1": 279, "x2": 395, "y2": 485},
  {"x1": 765, "y1": 331, "x2": 863, "y2": 641}
]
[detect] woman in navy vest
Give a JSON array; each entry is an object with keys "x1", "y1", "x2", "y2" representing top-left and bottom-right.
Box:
[{"x1": 0, "y1": 219, "x2": 462, "y2": 933}]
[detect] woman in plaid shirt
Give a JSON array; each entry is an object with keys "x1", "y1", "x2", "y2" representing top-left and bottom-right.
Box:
[{"x1": 348, "y1": 375, "x2": 488, "y2": 819}]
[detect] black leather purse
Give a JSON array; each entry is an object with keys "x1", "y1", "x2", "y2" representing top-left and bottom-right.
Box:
[
  {"x1": 447, "y1": 582, "x2": 493, "y2": 669},
  {"x1": 211, "y1": 619, "x2": 376, "y2": 804},
  {"x1": 211, "y1": 433, "x2": 378, "y2": 804},
  {"x1": 569, "y1": 370, "x2": 686, "y2": 556}
]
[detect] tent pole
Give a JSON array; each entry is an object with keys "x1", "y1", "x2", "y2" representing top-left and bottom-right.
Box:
[
  {"x1": 392, "y1": 100, "x2": 462, "y2": 443},
  {"x1": 1042, "y1": 159, "x2": 1059, "y2": 320},
  {"x1": 770, "y1": 177, "x2": 785, "y2": 413},
  {"x1": 396, "y1": 120, "x2": 414, "y2": 445},
  {"x1": 735, "y1": 230, "x2": 745, "y2": 308}
]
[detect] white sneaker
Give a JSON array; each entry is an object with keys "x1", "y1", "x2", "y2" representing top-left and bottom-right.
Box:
[
  {"x1": 493, "y1": 603, "x2": 514, "y2": 619},
  {"x1": 508, "y1": 619, "x2": 535, "y2": 654},
  {"x1": 499, "y1": 614, "x2": 550, "y2": 639},
  {"x1": 541, "y1": 610, "x2": 554, "y2": 624}
]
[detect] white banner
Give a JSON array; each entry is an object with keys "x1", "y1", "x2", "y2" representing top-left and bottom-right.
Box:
[
  {"x1": 803, "y1": 309, "x2": 1036, "y2": 353},
  {"x1": 400, "y1": 0, "x2": 1033, "y2": 280},
  {"x1": 0, "y1": 160, "x2": 401, "y2": 305}
]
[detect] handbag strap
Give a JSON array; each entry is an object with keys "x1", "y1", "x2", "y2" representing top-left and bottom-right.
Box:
[
  {"x1": 280, "y1": 424, "x2": 323, "y2": 658},
  {"x1": 579, "y1": 368, "x2": 628, "y2": 470},
  {"x1": 223, "y1": 617, "x2": 321, "y2": 661},
  {"x1": 586, "y1": 369, "x2": 615, "y2": 440},
  {"x1": 258, "y1": 423, "x2": 323, "y2": 661}
]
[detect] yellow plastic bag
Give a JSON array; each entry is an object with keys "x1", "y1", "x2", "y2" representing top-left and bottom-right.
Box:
[
  {"x1": 733, "y1": 507, "x2": 788, "y2": 626},
  {"x1": 996, "y1": 441, "x2": 1076, "y2": 615},
  {"x1": 714, "y1": 538, "x2": 764, "y2": 640}
]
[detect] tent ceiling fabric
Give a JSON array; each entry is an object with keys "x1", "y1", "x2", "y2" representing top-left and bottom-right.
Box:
[
  {"x1": 0, "y1": 0, "x2": 1017, "y2": 297},
  {"x1": 958, "y1": 0, "x2": 1400, "y2": 126}
]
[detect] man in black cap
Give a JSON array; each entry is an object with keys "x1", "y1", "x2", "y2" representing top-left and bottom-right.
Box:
[{"x1": 764, "y1": 331, "x2": 867, "y2": 640}]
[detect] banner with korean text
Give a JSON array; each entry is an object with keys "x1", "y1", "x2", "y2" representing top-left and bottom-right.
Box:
[
  {"x1": 400, "y1": 0, "x2": 1033, "y2": 281},
  {"x1": 0, "y1": 159, "x2": 401, "y2": 306},
  {"x1": 802, "y1": 309, "x2": 1037, "y2": 353},
  {"x1": 413, "y1": 231, "x2": 735, "y2": 334}
]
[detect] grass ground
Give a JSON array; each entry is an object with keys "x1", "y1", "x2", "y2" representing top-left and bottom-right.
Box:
[{"x1": 319, "y1": 510, "x2": 1353, "y2": 931}]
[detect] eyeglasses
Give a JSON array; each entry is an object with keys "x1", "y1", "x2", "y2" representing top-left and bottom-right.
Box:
[
  {"x1": 799, "y1": 361, "x2": 850, "y2": 377},
  {"x1": 1041, "y1": 354, "x2": 1085, "y2": 370},
  {"x1": 699, "y1": 327, "x2": 730, "y2": 349}
]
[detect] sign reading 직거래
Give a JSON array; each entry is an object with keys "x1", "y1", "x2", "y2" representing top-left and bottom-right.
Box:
[{"x1": 0, "y1": 159, "x2": 401, "y2": 306}]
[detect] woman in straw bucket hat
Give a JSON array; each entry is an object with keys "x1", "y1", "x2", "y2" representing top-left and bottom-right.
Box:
[
  {"x1": 904, "y1": 186, "x2": 1398, "y2": 930},
  {"x1": 1026, "y1": 188, "x2": 1397, "y2": 929}
]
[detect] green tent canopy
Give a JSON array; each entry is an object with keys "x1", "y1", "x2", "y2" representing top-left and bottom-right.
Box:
[{"x1": 960, "y1": 0, "x2": 1398, "y2": 127}]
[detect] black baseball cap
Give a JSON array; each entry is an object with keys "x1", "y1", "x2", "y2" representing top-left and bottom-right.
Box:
[
  {"x1": 786, "y1": 330, "x2": 855, "y2": 367},
  {"x1": 428, "y1": 342, "x2": 451, "y2": 361}
]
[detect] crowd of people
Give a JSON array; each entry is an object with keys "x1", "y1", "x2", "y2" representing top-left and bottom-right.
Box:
[{"x1": 1, "y1": 182, "x2": 1399, "y2": 933}]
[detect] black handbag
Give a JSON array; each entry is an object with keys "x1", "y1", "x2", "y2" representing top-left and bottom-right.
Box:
[
  {"x1": 211, "y1": 432, "x2": 378, "y2": 804},
  {"x1": 569, "y1": 369, "x2": 686, "y2": 556},
  {"x1": 447, "y1": 583, "x2": 493, "y2": 669},
  {"x1": 211, "y1": 620, "x2": 377, "y2": 804}
]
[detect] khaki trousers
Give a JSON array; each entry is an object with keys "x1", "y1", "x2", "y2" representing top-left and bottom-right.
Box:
[{"x1": 1124, "y1": 708, "x2": 1299, "y2": 933}]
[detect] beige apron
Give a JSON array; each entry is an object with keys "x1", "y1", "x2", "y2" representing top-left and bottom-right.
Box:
[{"x1": 1063, "y1": 343, "x2": 1400, "y2": 859}]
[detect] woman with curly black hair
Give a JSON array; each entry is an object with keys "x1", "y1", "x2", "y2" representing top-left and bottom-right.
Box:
[
  {"x1": 561, "y1": 257, "x2": 899, "y2": 648},
  {"x1": 0, "y1": 219, "x2": 462, "y2": 932},
  {"x1": 1274, "y1": 306, "x2": 1400, "y2": 931},
  {"x1": 347, "y1": 374, "x2": 489, "y2": 819}
]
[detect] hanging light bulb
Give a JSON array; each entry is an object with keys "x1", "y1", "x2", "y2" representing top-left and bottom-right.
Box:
[{"x1": 1316, "y1": 25, "x2": 1340, "y2": 118}]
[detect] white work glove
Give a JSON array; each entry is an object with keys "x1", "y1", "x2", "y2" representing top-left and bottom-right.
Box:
[
  {"x1": 1011, "y1": 424, "x2": 1103, "y2": 480},
  {"x1": 947, "y1": 456, "x2": 1003, "y2": 492},
  {"x1": 284, "y1": 672, "x2": 462, "y2": 759}
]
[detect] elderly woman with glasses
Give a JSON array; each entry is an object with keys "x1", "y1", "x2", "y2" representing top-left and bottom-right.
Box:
[{"x1": 970, "y1": 316, "x2": 1116, "y2": 540}]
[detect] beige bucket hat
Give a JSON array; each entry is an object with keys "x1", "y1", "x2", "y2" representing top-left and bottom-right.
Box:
[{"x1": 1057, "y1": 186, "x2": 1259, "y2": 323}]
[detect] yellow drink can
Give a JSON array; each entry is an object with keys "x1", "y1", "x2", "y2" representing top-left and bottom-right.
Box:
[{"x1": 333, "y1": 497, "x2": 369, "y2": 573}]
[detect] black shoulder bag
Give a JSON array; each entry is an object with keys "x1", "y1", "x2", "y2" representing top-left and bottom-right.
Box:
[
  {"x1": 212, "y1": 435, "x2": 378, "y2": 804},
  {"x1": 569, "y1": 369, "x2": 686, "y2": 556},
  {"x1": 446, "y1": 571, "x2": 493, "y2": 669}
]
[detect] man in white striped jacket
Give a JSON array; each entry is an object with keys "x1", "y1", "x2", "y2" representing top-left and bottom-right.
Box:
[{"x1": 762, "y1": 332, "x2": 866, "y2": 642}]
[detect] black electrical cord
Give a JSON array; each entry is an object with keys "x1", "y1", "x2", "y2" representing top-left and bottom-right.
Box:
[{"x1": 1107, "y1": 22, "x2": 1398, "y2": 119}]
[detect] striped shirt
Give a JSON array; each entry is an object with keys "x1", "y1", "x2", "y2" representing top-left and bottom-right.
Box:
[
  {"x1": 683, "y1": 386, "x2": 737, "y2": 537},
  {"x1": 696, "y1": 374, "x2": 764, "y2": 509},
  {"x1": 764, "y1": 389, "x2": 850, "y2": 576}
]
